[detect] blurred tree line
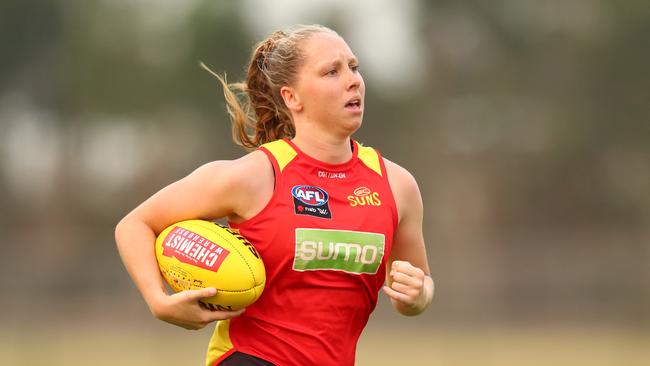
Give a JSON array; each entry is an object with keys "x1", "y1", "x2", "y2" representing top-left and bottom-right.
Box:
[{"x1": 0, "y1": 0, "x2": 648, "y2": 328}]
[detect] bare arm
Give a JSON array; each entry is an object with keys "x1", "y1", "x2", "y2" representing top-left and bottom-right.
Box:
[
  {"x1": 114, "y1": 151, "x2": 273, "y2": 329},
  {"x1": 382, "y1": 159, "x2": 434, "y2": 316}
]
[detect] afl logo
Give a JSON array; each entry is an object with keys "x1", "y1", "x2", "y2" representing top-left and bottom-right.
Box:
[
  {"x1": 292, "y1": 185, "x2": 329, "y2": 206},
  {"x1": 292, "y1": 185, "x2": 332, "y2": 219}
]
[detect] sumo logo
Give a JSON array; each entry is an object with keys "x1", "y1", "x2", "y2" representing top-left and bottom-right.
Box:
[
  {"x1": 293, "y1": 228, "x2": 386, "y2": 274},
  {"x1": 292, "y1": 185, "x2": 332, "y2": 219}
]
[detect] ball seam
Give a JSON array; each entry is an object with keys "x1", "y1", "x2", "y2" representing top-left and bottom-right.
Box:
[
  {"x1": 198, "y1": 221, "x2": 260, "y2": 289},
  {"x1": 209, "y1": 281, "x2": 266, "y2": 294}
]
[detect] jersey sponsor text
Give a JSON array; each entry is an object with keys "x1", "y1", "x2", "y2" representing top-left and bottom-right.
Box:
[{"x1": 293, "y1": 228, "x2": 385, "y2": 274}]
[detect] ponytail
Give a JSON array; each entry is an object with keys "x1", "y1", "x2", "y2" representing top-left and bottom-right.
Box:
[
  {"x1": 202, "y1": 25, "x2": 336, "y2": 149},
  {"x1": 200, "y1": 63, "x2": 261, "y2": 149}
]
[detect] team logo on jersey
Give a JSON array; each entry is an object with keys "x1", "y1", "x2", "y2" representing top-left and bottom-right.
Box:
[
  {"x1": 347, "y1": 186, "x2": 382, "y2": 207},
  {"x1": 291, "y1": 185, "x2": 332, "y2": 219},
  {"x1": 293, "y1": 228, "x2": 386, "y2": 274}
]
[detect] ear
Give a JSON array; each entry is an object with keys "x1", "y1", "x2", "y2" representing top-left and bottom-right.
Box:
[{"x1": 280, "y1": 85, "x2": 303, "y2": 113}]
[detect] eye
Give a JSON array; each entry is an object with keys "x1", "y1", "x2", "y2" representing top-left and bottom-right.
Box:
[
  {"x1": 326, "y1": 69, "x2": 338, "y2": 76},
  {"x1": 350, "y1": 64, "x2": 360, "y2": 73}
]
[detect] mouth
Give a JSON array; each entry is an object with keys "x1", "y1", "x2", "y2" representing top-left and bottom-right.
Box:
[{"x1": 344, "y1": 97, "x2": 362, "y2": 112}]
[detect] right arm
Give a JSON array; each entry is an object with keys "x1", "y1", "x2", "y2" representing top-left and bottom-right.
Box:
[{"x1": 114, "y1": 151, "x2": 273, "y2": 330}]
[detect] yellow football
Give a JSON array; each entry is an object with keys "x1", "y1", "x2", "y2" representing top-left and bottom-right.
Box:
[{"x1": 155, "y1": 220, "x2": 265, "y2": 311}]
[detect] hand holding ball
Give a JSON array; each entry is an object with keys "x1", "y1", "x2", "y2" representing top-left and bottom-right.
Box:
[{"x1": 155, "y1": 220, "x2": 265, "y2": 311}]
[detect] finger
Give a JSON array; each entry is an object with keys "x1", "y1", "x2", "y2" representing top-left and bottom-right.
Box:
[
  {"x1": 390, "y1": 271, "x2": 423, "y2": 288},
  {"x1": 389, "y1": 281, "x2": 421, "y2": 298},
  {"x1": 186, "y1": 309, "x2": 235, "y2": 331},
  {"x1": 202, "y1": 308, "x2": 246, "y2": 322},
  {"x1": 182, "y1": 287, "x2": 218, "y2": 302},
  {"x1": 391, "y1": 261, "x2": 424, "y2": 278},
  {"x1": 390, "y1": 260, "x2": 405, "y2": 273},
  {"x1": 382, "y1": 285, "x2": 411, "y2": 304},
  {"x1": 391, "y1": 260, "x2": 413, "y2": 271}
]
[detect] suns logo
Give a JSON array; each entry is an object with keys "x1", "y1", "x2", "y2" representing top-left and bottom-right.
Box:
[{"x1": 348, "y1": 186, "x2": 382, "y2": 207}]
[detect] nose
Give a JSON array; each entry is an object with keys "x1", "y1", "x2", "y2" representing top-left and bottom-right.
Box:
[{"x1": 346, "y1": 67, "x2": 362, "y2": 91}]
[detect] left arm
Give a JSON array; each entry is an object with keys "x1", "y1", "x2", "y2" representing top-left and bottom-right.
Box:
[{"x1": 383, "y1": 159, "x2": 434, "y2": 316}]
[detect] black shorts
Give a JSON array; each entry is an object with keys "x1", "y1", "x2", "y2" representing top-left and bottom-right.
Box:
[{"x1": 219, "y1": 351, "x2": 275, "y2": 366}]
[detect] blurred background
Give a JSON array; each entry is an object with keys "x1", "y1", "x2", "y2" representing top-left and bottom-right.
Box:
[{"x1": 1, "y1": 0, "x2": 649, "y2": 365}]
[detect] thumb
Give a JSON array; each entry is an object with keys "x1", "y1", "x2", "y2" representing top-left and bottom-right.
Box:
[{"x1": 183, "y1": 287, "x2": 217, "y2": 301}]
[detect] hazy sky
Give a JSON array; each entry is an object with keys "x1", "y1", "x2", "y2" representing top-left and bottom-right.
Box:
[{"x1": 239, "y1": 0, "x2": 427, "y2": 95}]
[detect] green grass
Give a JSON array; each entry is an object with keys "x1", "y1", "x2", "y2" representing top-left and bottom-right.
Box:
[{"x1": 2, "y1": 321, "x2": 648, "y2": 365}]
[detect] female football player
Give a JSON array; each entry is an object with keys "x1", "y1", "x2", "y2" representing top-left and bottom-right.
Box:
[{"x1": 115, "y1": 24, "x2": 433, "y2": 366}]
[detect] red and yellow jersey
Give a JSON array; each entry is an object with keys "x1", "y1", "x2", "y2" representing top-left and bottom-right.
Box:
[{"x1": 206, "y1": 138, "x2": 398, "y2": 366}]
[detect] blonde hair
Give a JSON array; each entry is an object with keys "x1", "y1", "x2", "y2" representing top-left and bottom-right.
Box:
[{"x1": 201, "y1": 24, "x2": 337, "y2": 149}]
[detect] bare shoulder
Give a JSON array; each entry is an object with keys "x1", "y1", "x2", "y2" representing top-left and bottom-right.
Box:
[
  {"x1": 383, "y1": 158, "x2": 420, "y2": 197},
  {"x1": 193, "y1": 150, "x2": 271, "y2": 186},
  {"x1": 120, "y1": 150, "x2": 273, "y2": 232},
  {"x1": 383, "y1": 158, "x2": 423, "y2": 222},
  {"x1": 200, "y1": 150, "x2": 274, "y2": 221}
]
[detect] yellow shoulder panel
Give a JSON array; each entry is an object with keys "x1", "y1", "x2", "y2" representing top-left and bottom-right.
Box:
[
  {"x1": 261, "y1": 139, "x2": 297, "y2": 172},
  {"x1": 356, "y1": 141, "x2": 383, "y2": 176},
  {"x1": 205, "y1": 319, "x2": 234, "y2": 366}
]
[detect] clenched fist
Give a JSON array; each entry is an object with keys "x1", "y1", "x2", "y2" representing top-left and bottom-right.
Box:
[{"x1": 383, "y1": 260, "x2": 434, "y2": 316}]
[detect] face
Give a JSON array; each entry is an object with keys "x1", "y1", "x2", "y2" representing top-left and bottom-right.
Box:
[{"x1": 283, "y1": 32, "x2": 365, "y2": 137}]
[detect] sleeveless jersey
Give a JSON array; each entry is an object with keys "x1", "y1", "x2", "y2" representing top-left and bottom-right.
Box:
[{"x1": 206, "y1": 138, "x2": 398, "y2": 366}]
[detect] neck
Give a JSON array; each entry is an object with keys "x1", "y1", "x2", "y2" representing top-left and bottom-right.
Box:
[{"x1": 291, "y1": 132, "x2": 353, "y2": 164}]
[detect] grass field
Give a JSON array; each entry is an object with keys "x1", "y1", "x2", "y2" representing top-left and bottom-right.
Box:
[{"x1": 1, "y1": 321, "x2": 648, "y2": 365}]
